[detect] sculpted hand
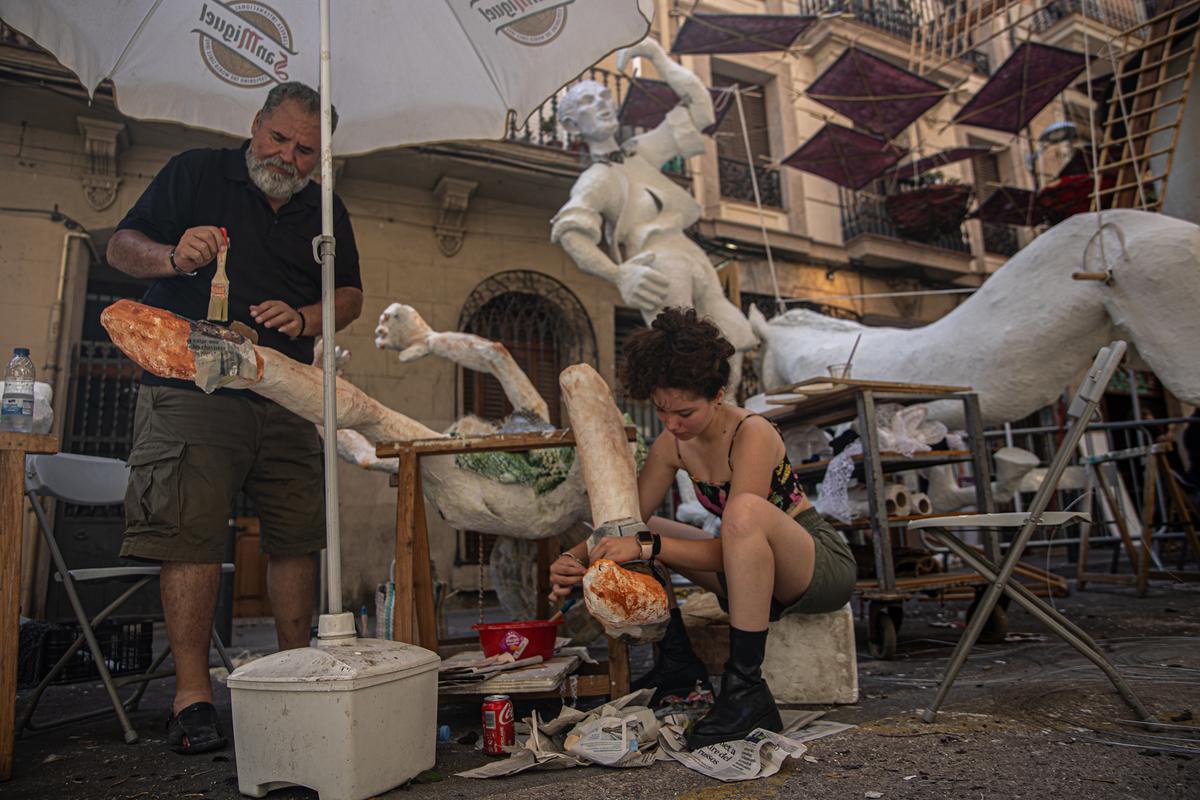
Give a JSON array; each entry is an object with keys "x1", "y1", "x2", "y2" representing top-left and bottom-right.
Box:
[
  {"x1": 548, "y1": 552, "x2": 587, "y2": 602},
  {"x1": 616, "y1": 253, "x2": 669, "y2": 313},
  {"x1": 616, "y1": 38, "x2": 667, "y2": 73},
  {"x1": 173, "y1": 225, "x2": 226, "y2": 273},
  {"x1": 312, "y1": 337, "x2": 351, "y2": 375},
  {"x1": 251, "y1": 300, "x2": 305, "y2": 338},
  {"x1": 588, "y1": 535, "x2": 641, "y2": 565},
  {"x1": 375, "y1": 303, "x2": 434, "y2": 362}
]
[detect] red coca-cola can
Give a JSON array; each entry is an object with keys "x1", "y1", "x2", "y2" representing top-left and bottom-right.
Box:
[{"x1": 481, "y1": 694, "x2": 515, "y2": 755}]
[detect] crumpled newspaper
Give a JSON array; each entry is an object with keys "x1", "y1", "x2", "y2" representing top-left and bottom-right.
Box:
[
  {"x1": 187, "y1": 321, "x2": 258, "y2": 394},
  {"x1": 458, "y1": 689, "x2": 839, "y2": 782},
  {"x1": 657, "y1": 720, "x2": 806, "y2": 782},
  {"x1": 457, "y1": 689, "x2": 658, "y2": 778}
]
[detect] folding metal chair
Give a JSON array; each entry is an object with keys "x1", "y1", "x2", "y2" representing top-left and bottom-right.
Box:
[
  {"x1": 18, "y1": 453, "x2": 234, "y2": 744},
  {"x1": 909, "y1": 341, "x2": 1155, "y2": 724}
]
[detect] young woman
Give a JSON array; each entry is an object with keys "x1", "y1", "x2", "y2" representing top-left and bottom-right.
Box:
[{"x1": 549, "y1": 307, "x2": 857, "y2": 749}]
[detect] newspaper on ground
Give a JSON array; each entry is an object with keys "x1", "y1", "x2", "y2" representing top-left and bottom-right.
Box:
[
  {"x1": 457, "y1": 687, "x2": 853, "y2": 782},
  {"x1": 456, "y1": 709, "x2": 588, "y2": 778},
  {"x1": 564, "y1": 709, "x2": 659, "y2": 767},
  {"x1": 658, "y1": 722, "x2": 808, "y2": 782},
  {"x1": 786, "y1": 720, "x2": 856, "y2": 743}
]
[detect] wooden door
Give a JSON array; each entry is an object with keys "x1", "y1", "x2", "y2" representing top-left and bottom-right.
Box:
[{"x1": 232, "y1": 516, "x2": 271, "y2": 617}]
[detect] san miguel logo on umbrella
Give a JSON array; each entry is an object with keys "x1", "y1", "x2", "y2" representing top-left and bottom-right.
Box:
[
  {"x1": 193, "y1": 1, "x2": 295, "y2": 87},
  {"x1": 471, "y1": 0, "x2": 572, "y2": 46}
]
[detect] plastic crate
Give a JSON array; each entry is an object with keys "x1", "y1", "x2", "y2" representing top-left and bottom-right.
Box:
[{"x1": 36, "y1": 618, "x2": 155, "y2": 685}]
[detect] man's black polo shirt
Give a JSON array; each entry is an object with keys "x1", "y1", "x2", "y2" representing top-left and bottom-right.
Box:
[{"x1": 115, "y1": 141, "x2": 361, "y2": 391}]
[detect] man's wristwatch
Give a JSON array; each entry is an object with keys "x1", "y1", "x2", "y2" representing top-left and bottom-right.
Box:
[
  {"x1": 636, "y1": 530, "x2": 661, "y2": 561},
  {"x1": 168, "y1": 249, "x2": 196, "y2": 277}
]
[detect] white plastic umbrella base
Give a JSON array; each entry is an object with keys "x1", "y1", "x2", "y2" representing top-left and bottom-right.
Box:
[{"x1": 227, "y1": 615, "x2": 441, "y2": 800}]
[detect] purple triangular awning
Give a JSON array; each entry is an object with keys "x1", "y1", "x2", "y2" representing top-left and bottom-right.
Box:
[
  {"x1": 970, "y1": 186, "x2": 1039, "y2": 226},
  {"x1": 953, "y1": 42, "x2": 1087, "y2": 133},
  {"x1": 882, "y1": 146, "x2": 994, "y2": 179},
  {"x1": 781, "y1": 124, "x2": 906, "y2": 190},
  {"x1": 617, "y1": 78, "x2": 734, "y2": 133},
  {"x1": 806, "y1": 48, "x2": 947, "y2": 138},
  {"x1": 671, "y1": 13, "x2": 817, "y2": 54}
]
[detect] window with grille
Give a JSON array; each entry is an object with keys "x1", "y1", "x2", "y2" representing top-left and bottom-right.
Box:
[{"x1": 711, "y1": 70, "x2": 783, "y2": 207}]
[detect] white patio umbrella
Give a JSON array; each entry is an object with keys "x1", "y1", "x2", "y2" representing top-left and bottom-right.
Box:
[{"x1": 0, "y1": 0, "x2": 653, "y2": 619}]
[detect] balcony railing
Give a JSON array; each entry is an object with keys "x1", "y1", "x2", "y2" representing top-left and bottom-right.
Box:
[
  {"x1": 798, "y1": 1, "x2": 990, "y2": 73},
  {"x1": 798, "y1": 0, "x2": 918, "y2": 39},
  {"x1": 840, "y1": 187, "x2": 971, "y2": 253},
  {"x1": 1030, "y1": 0, "x2": 1148, "y2": 34},
  {"x1": 719, "y1": 157, "x2": 784, "y2": 207},
  {"x1": 982, "y1": 221, "x2": 1021, "y2": 257}
]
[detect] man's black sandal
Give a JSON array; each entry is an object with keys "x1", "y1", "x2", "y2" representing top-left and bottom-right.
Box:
[{"x1": 166, "y1": 701, "x2": 228, "y2": 755}]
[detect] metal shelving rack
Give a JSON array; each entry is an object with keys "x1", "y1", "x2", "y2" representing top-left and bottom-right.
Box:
[{"x1": 764, "y1": 377, "x2": 998, "y2": 657}]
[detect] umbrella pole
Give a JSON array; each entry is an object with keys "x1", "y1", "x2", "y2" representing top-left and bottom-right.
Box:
[{"x1": 316, "y1": 0, "x2": 346, "y2": 626}]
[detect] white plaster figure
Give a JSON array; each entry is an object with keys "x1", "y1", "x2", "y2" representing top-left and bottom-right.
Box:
[
  {"x1": 101, "y1": 299, "x2": 590, "y2": 540},
  {"x1": 749, "y1": 211, "x2": 1200, "y2": 425},
  {"x1": 552, "y1": 38, "x2": 757, "y2": 393},
  {"x1": 924, "y1": 446, "x2": 1040, "y2": 513},
  {"x1": 374, "y1": 303, "x2": 550, "y2": 423}
]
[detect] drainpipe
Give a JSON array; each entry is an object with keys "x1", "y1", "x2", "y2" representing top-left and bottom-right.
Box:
[
  {"x1": 21, "y1": 231, "x2": 91, "y2": 618},
  {"x1": 43, "y1": 232, "x2": 90, "y2": 403}
]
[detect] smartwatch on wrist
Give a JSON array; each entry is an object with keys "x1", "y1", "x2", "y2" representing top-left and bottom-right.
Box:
[{"x1": 636, "y1": 530, "x2": 660, "y2": 561}]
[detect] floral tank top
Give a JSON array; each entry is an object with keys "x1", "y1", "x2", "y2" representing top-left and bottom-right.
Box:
[{"x1": 675, "y1": 414, "x2": 807, "y2": 517}]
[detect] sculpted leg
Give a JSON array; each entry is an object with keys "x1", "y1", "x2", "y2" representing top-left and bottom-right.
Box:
[
  {"x1": 559, "y1": 364, "x2": 668, "y2": 636},
  {"x1": 376, "y1": 303, "x2": 550, "y2": 423},
  {"x1": 558, "y1": 364, "x2": 639, "y2": 527},
  {"x1": 101, "y1": 299, "x2": 440, "y2": 444}
]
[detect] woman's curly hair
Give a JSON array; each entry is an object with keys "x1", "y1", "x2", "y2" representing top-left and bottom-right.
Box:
[{"x1": 619, "y1": 307, "x2": 735, "y2": 401}]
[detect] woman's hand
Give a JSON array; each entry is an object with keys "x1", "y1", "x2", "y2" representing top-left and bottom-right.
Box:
[
  {"x1": 548, "y1": 553, "x2": 587, "y2": 602},
  {"x1": 588, "y1": 535, "x2": 641, "y2": 565}
]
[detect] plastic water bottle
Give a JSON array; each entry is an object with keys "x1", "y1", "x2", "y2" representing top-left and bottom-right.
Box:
[{"x1": 1, "y1": 348, "x2": 35, "y2": 433}]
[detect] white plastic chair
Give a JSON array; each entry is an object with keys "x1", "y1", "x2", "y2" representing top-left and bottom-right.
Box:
[{"x1": 18, "y1": 453, "x2": 234, "y2": 744}]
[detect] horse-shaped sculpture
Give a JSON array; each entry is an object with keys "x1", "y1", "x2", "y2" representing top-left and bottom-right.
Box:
[{"x1": 749, "y1": 210, "x2": 1200, "y2": 425}]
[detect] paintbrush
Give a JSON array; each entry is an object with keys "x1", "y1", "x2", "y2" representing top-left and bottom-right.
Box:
[{"x1": 208, "y1": 226, "x2": 229, "y2": 322}]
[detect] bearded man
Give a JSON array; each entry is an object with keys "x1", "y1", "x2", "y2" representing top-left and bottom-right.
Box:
[{"x1": 106, "y1": 81, "x2": 362, "y2": 754}]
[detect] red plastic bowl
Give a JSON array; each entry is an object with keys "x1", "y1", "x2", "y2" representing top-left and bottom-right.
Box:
[{"x1": 471, "y1": 619, "x2": 562, "y2": 661}]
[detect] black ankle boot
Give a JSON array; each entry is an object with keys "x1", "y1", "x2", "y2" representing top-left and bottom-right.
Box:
[
  {"x1": 632, "y1": 609, "x2": 711, "y2": 705},
  {"x1": 685, "y1": 626, "x2": 782, "y2": 750}
]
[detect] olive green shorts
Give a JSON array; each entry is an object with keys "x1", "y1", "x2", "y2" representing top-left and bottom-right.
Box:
[
  {"x1": 121, "y1": 385, "x2": 326, "y2": 563},
  {"x1": 717, "y1": 507, "x2": 857, "y2": 619}
]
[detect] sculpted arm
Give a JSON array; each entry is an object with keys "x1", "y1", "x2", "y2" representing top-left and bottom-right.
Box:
[
  {"x1": 620, "y1": 38, "x2": 715, "y2": 132},
  {"x1": 375, "y1": 303, "x2": 549, "y2": 423}
]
